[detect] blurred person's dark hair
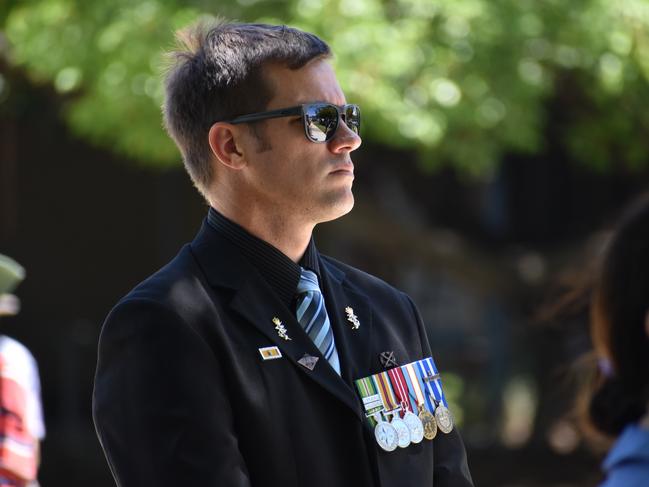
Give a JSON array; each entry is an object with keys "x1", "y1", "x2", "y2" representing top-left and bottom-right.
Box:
[
  {"x1": 162, "y1": 19, "x2": 331, "y2": 198},
  {"x1": 539, "y1": 192, "x2": 649, "y2": 448},
  {"x1": 583, "y1": 193, "x2": 649, "y2": 439}
]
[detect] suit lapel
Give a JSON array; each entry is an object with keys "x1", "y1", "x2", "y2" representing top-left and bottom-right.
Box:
[
  {"x1": 319, "y1": 258, "x2": 374, "y2": 384},
  {"x1": 191, "y1": 222, "x2": 363, "y2": 421}
]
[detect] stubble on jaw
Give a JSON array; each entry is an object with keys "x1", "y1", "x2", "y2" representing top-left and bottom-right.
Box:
[{"x1": 313, "y1": 187, "x2": 355, "y2": 223}]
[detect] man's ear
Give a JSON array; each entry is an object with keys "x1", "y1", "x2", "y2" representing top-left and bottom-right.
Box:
[{"x1": 208, "y1": 123, "x2": 247, "y2": 170}]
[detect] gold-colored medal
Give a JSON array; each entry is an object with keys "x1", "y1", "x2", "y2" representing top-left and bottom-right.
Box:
[{"x1": 418, "y1": 404, "x2": 437, "y2": 440}]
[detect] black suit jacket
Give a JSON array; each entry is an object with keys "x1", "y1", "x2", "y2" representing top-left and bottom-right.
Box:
[{"x1": 93, "y1": 221, "x2": 473, "y2": 486}]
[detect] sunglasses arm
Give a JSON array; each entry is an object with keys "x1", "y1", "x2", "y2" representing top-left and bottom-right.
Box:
[{"x1": 224, "y1": 106, "x2": 303, "y2": 125}]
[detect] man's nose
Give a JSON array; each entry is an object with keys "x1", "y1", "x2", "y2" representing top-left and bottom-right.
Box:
[{"x1": 328, "y1": 118, "x2": 362, "y2": 153}]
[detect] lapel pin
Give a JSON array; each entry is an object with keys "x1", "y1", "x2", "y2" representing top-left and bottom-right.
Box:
[
  {"x1": 344, "y1": 306, "x2": 360, "y2": 330},
  {"x1": 259, "y1": 346, "x2": 283, "y2": 361},
  {"x1": 298, "y1": 354, "x2": 319, "y2": 371},
  {"x1": 379, "y1": 350, "x2": 398, "y2": 369},
  {"x1": 272, "y1": 317, "x2": 291, "y2": 341}
]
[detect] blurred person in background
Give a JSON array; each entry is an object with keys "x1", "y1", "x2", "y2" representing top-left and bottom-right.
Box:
[
  {"x1": 579, "y1": 194, "x2": 649, "y2": 486},
  {"x1": 0, "y1": 254, "x2": 45, "y2": 487}
]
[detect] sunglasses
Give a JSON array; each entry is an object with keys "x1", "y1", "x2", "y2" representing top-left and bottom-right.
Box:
[{"x1": 221, "y1": 103, "x2": 361, "y2": 143}]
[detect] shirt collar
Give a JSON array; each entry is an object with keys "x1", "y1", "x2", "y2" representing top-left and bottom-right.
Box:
[{"x1": 207, "y1": 207, "x2": 321, "y2": 306}]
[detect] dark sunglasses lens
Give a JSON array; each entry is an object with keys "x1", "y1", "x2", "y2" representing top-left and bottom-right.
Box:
[
  {"x1": 344, "y1": 105, "x2": 361, "y2": 134},
  {"x1": 305, "y1": 104, "x2": 338, "y2": 142}
]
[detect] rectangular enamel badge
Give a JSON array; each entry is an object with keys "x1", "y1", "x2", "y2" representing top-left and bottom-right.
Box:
[{"x1": 259, "y1": 346, "x2": 282, "y2": 361}]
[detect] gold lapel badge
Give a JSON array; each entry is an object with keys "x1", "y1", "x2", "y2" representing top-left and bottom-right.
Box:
[
  {"x1": 259, "y1": 346, "x2": 283, "y2": 361},
  {"x1": 272, "y1": 317, "x2": 292, "y2": 341},
  {"x1": 345, "y1": 306, "x2": 360, "y2": 330}
]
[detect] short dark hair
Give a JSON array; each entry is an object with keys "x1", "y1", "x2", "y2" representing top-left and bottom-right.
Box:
[{"x1": 163, "y1": 20, "x2": 331, "y2": 196}]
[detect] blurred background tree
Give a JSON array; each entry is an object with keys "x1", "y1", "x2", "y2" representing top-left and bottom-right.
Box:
[{"x1": 2, "y1": 0, "x2": 648, "y2": 175}]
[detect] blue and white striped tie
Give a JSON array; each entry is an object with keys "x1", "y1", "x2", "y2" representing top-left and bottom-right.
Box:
[{"x1": 295, "y1": 268, "x2": 341, "y2": 375}]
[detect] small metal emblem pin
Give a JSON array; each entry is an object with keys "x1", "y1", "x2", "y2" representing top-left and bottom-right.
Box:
[
  {"x1": 423, "y1": 372, "x2": 441, "y2": 383},
  {"x1": 379, "y1": 350, "x2": 398, "y2": 369},
  {"x1": 272, "y1": 317, "x2": 291, "y2": 341},
  {"x1": 298, "y1": 354, "x2": 319, "y2": 371},
  {"x1": 345, "y1": 306, "x2": 360, "y2": 329}
]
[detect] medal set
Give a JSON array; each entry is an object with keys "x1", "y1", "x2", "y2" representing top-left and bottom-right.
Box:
[{"x1": 355, "y1": 357, "x2": 454, "y2": 452}]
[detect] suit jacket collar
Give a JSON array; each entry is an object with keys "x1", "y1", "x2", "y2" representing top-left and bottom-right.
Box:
[
  {"x1": 190, "y1": 221, "x2": 366, "y2": 421},
  {"x1": 319, "y1": 257, "x2": 374, "y2": 385}
]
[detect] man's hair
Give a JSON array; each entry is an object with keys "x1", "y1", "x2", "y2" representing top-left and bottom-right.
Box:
[{"x1": 163, "y1": 19, "x2": 331, "y2": 197}]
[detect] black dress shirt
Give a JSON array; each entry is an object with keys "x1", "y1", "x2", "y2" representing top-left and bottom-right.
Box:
[{"x1": 207, "y1": 207, "x2": 321, "y2": 306}]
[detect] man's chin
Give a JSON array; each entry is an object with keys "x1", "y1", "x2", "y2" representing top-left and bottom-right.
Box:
[{"x1": 317, "y1": 192, "x2": 354, "y2": 224}]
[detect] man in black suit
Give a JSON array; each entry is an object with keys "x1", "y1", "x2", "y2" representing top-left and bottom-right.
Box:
[{"x1": 93, "y1": 20, "x2": 473, "y2": 487}]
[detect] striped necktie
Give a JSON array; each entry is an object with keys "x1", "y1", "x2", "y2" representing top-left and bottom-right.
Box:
[{"x1": 295, "y1": 268, "x2": 341, "y2": 375}]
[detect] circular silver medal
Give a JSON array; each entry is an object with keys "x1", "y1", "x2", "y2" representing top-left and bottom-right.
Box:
[
  {"x1": 374, "y1": 420, "x2": 399, "y2": 452},
  {"x1": 434, "y1": 404, "x2": 454, "y2": 434},
  {"x1": 390, "y1": 415, "x2": 411, "y2": 448},
  {"x1": 402, "y1": 410, "x2": 425, "y2": 444}
]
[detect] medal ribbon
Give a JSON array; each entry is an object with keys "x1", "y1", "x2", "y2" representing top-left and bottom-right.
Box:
[
  {"x1": 415, "y1": 359, "x2": 438, "y2": 412},
  {"x1": 373, "y1": 372, "x2": 399, "y2": 412},
  {"x1": 401, "y1": 363, "x2": 425, "y2": 411},
  {"x1": 414, "y1": 360, "x2": 436, "y2": 413},
  {"x1": 355, "y1": 376, "x2": 384, "y2": 427},
  {"x1": 422, "y1": 357, "x2": 448, "y2": 407},
  {"x1": 387, "y1": 366, "x2": 413, "y2": 415},
  {"x1": 355, "y1": 376, "x2": 384, "y2": 413}
]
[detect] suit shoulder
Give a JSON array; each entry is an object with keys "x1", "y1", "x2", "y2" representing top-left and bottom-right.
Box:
[
  {"x1": 107, "y1": 245, "x2": 211, "y2": 324},
  {"x1": 121, "y1": 245, "x2": 198, "y2": 299}
]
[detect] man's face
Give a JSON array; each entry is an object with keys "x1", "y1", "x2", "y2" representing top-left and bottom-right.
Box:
[{"x1": 238, "y1": 59, "x2": 362, "y2": 226}]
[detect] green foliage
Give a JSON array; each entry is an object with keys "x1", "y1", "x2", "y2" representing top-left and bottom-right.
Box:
[{"x1": 2, "y1": 0, "x2": 649, "y2": 173}]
